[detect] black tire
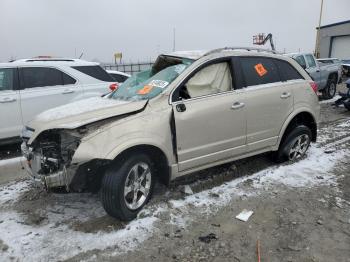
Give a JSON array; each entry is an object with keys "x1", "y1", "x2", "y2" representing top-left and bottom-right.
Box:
[
  {"x1": 322, "y1": 78, "x2": 337, "y2": 99},
  {"x1": 273, "y1": 125, "x2": 312, "y2": 163},
  {"x1": 101, "y1": 153, "x2": 155, "y2": 221},
  {"x1": 344, "y1": 101, "x2": 350, "y2": 111}
]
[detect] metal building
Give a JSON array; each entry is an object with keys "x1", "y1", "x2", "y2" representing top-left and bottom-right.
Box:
[{"x1": 318, "y1": 20, "x2": 350, "y2": 59}]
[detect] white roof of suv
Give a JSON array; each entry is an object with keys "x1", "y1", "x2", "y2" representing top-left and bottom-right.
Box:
[{"x1": 1, "y1": 58, "x2": 99, "y2": 67}]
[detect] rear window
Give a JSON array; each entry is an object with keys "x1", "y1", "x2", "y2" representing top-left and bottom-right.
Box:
[
  {"x1": 110, "y1": 73, "x2": 128, "y2": 83},
  {"x1": 274, "y1": 60, "x2": 303, "y2": 81},
  {"x1": 72, "y1": 65, "x2": 114, "y2": 82},
  {"x1": 240, "y1": 57, "x2": 281, "y2": 87}
]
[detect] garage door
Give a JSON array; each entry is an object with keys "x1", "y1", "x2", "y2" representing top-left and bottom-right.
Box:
[{"x1": 331, "y1": 35, "x2": 350, "y2": 59}]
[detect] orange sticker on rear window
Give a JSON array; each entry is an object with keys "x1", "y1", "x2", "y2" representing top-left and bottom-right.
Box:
[
  {"x1": 137, "y1": 85, "x2": 153, "y2": 95},
  {"x1": 254, "y1": 63, "x2": 268, "y2": 77}
]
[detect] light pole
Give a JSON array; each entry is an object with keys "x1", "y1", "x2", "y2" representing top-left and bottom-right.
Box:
[{"x1": 315, "y1": 0, "x2": 324, "y2": 58}]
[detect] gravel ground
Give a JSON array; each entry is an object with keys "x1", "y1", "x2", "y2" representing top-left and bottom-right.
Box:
[{"x1": 0, "y1": 89, "x2": 349, "y2": 262}]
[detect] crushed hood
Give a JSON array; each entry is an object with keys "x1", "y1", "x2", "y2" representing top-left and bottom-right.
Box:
[{"x1": 27, "y1": 97, "x2": 147, "y2": 142}]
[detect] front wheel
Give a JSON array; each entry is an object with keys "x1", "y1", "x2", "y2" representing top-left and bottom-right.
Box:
[
  {"x1": 274, "y1": 125, "x2": 312, "y2": 163},
  {"x1": 101, "y1": 153, "x2": 155, "y2": 221}
]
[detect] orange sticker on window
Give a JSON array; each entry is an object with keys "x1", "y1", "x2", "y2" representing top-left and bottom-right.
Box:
[
  {"x1": 137, "y1": 85, "x2": 153, "y2": 95},
  {"x1": 254, "y1": 63, "x2": 268, "y2": 77}
]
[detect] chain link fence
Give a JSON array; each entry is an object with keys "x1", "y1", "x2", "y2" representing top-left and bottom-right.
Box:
[{"x1": 102, "y1": 62, "x2": 154, "y2": 75}]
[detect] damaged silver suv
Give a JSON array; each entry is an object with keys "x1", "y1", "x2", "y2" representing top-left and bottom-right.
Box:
[{"x1": 22, "y1": 47, "x2": 320, "y2": 221}]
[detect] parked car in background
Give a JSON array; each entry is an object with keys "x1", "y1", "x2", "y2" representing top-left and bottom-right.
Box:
[
  {"x1": 0, "y1": 57, "x2": 116, "y2": 144},
  {"x1": 342, "y1": 59, "x2": 350, "y2": 77},
  {"x1": 287, "y1": 53, "x2": 341, "y2": 99},
  {"x1": 22, "y1": 47, "x2": 320, "y2": 221},
  {"x1": 317, "y1": 57, "x2": 343, "y2": 82},
  {"x1": 106, "y1": 70, "x2": 130, "y2": 83}
]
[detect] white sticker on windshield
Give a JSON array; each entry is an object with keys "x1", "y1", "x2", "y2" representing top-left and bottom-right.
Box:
[
  {"x1": 174, "y1": 64, "x2": 187, "y2": 74},
  {"x1": 148, "y1": 80, "x2": 169, "y2": 89}
]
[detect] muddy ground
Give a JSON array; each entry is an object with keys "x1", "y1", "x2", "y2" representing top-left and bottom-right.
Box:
[{"x1": 0, "y1": 87, "x2": 349, "y2": 262}]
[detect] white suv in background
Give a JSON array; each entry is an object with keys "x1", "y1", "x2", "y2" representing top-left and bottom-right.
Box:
[{"x1": 0, "y1": 58, "x2": 116, "y2": 144}]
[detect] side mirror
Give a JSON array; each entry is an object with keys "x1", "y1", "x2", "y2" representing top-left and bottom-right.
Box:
[{"x1": 301, "y1": 64, "x2": 307, "y2": 70}]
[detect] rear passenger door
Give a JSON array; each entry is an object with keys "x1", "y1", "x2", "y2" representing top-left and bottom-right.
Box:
[
  {"x1": 239, "y1": 57, "x2": 294, "y2": 152},
  {"x1": 0, "y1": 67, "x2": 22, "y2": 140},
  {"x1": 19, "y1": 67, "x2": 80, "y2": 124}
]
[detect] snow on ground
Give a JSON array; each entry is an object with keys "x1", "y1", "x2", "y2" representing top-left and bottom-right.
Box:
[
  {"x1": 0, "y1": 143, "x2": 348, "y2": 262},
  {"x1": 319, "y1": 95, "x2": 341, "y2": 104},
  {"x1": 0, "y1": 157, "x2": 24, "y2": 167}
]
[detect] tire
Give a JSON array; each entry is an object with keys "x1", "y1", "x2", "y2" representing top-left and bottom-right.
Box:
[
  {"x1": 322, "y1": 78, "x2": 337, "y2": 99},
  {"x1": 274, "y1": 125, "x2": 312, "y2": 163},
  {"x1": 344, "y1": 101, "x2": 350, "y2": 111},
  {"x1": 101, "y1": 153, "x2": 155, "y2": 221}
]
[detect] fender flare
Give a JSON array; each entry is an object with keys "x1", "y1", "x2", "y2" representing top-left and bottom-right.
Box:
[
  {"x1": 105, "y1": 137, "x2": 175, "y2": 165},
  {"x1": 275, "y1": 107, "x2": 317, "y2": 150}
]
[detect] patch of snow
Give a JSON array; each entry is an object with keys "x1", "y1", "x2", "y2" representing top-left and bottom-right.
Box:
[
  {"x1": 36, "y1": 97, "x2": 130, "y2": 121},
  {"x1": 0, "y1": 157, "x2": 24, "y2": 167},
  {"x1": 0, "y1": 211, "x2": 156, "y2": 262},
  {"x1": 0, "y1": 180, "x2": 31, "y2": 205},
  {"x1": 319, "y1": 95, "x2": 340, "y2": 104}
]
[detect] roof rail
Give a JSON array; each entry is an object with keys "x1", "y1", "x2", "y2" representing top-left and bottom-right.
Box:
[
  {"x1": 203, "y1": 46, "x2": 281, "y2": 57},
  {"x1": 24, "y1": 59, "x2": 76, "y2": 62}
]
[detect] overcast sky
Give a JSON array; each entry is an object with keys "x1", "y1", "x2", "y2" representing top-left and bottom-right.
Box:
[{"x1": 1, "y1": 0, "x2": 349, "y2": 63}]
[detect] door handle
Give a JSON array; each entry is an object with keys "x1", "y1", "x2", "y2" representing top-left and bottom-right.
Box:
[
  {"x1": 280, "y1": 92, "x2": 291, "y2": 99},
  {"x1": 231, "y1": 102, "x2": 245, "y2": 110},
  {"x1": 0, "y1": 97, "x2": 16, "y2": 103},
  {"x1": 62, "y1": 89, "x2": 74, "y2": 94}
]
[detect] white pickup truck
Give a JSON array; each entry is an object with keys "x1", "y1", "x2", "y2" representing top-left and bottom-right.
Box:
[
  {"x1": 0, "y1": 58, "x2": 116, "y2": 145},
  {"x1": 287, "y1": 53, "x2": 341, "y2": 99}
]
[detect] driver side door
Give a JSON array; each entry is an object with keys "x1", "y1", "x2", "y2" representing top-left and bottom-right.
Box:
[{"x1": 171, "y1": 59, "x2": 247, "y2": 172}]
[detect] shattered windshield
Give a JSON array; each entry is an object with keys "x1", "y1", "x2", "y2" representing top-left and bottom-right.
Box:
[{"x1": 110, "y1": 56, "x2": 193, "y2": 101}]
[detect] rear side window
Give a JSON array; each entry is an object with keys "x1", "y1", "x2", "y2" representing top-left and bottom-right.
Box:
[
  {"x1": 240, "y1": 57, "x2": 281, "y2": 87},
  {"x1": 63, "y1": 73, "x2": 77, "y2": 85},
  {"x1": 21, "y1": 67, "x2": 63, "y2": 89},
  {"x1": 274, "y1": 60, "x2": 303, "y2": 81},
  {"x1": 72, "y1": 66, "x2": 113, "y2": 82},
  {"x1": 305, "y1": 55, "x2": 316, "y2": 68},
  {"x1": 110, "y1": 73, "x2": 128, "y2": 83},
  {"x1": 294, "y1": 55, "x2": 307, "y2": 68},
  {"x1": 0, "y1": 68, "x2": 14, "y2": 91}
]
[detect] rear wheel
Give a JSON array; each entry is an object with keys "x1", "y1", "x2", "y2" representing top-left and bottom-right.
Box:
[
  {"x1": 101, "y1": 153, "x2": 155, "y2": 221},
  {"x1": 322, "y1": 78, "x2": 337, "y2": 99},
  {"x1": 274, "y1": 125, "x2": 312, "y2": 163}
]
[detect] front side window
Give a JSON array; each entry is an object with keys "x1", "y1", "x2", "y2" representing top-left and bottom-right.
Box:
[
  {"x1": 72, "y1": 65, "x2": 114, "y2": 82},
  {"x1": 294, "y1": 55, "x2": 307, "y2": 68},
  {"x1": 305, "y1": 55, "x2": 316, "y2": 68},
  {"x1": 111, "y1": 56, "x2": 193, "y2": 101},
  {"x1": 0, "y1": 68, "x2": 14, "y2": 91},
  {"x1": 21, "y1": 67, "x2": 63, "y2": 89},
  {"x1": 180, "y1": 62, "x2": 232, "y2": 99},
  {"x1": 240, "y1": 57, "x2": 281, "y2": 87}
]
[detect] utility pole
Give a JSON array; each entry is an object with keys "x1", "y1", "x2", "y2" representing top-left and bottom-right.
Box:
[
  {"x1": 315, "y1": 0, "x2": 324, "y2": 58},
  {"x1": 173, "y1": 28, "x2": 176, "y2": 52}
]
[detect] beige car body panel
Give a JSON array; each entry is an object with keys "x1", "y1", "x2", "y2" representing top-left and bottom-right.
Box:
[{"x1": 24, "y1": 49, "x2": 319, "y2": 186}]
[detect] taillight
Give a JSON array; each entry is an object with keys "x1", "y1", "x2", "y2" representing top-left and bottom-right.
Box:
[
  {"x1": 309, "y1": 82, "x2": 318, "y2": 94},
  {"x1": 109, "y1": 83, "x2": 119, "y2": 91}
]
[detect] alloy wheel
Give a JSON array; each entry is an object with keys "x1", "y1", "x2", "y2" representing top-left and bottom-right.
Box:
[{"x1": 123, "y1": 162, "x2": 152, "y2": 210}]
